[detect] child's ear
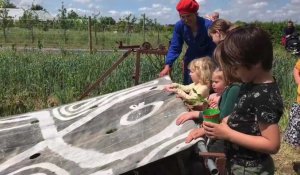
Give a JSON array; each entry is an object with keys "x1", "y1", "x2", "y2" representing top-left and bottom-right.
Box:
[{"x1": 253, "y1": 62, "x2": 262, "y2": 69}]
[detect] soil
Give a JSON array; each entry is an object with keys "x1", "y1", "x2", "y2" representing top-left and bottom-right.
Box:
[{"x1": 273, "y1": 140, "x2": 300, "y2": 175}]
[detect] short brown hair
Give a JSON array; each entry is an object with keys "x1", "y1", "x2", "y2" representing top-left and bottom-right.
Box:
[
  {"x1": 208, "y1": 19, "x2": 236, "y2": 38},
  {"x1": 213, "y1": 42, "x2": 241, "y2": 85},
  {"x1": 220, "y1": 26, "x2": 273, "y2": 71}
]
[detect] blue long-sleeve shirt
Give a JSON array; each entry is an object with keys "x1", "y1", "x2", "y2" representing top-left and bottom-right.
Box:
[{"x1": 166, "y1": 16, "x2": 216, "y2": 66}]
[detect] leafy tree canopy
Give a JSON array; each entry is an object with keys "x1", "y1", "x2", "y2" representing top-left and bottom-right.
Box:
[
  {"x1": 1, "y1": 0, "x2": 16, "y2": 8},
  {"x1": 99, "y1": 16, "x2": 116, "y2": 25},
  {"x1": 30, "y1": 4, "x2": 45, "y2": 11},
  {"x1": 68, "y1": 10, "x2": 79, "y2": 19}
]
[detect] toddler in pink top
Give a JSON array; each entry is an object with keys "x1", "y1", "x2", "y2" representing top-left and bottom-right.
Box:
[{"x1": 207, "y1": 68, "x2": 226, "y2": 109}]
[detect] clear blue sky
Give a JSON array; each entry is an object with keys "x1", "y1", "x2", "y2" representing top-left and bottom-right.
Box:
[{"x1": 10, "y1": 0, "x2": 300, "y2": 24}]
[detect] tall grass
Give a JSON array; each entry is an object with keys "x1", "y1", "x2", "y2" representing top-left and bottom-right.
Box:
[
  {"x1": 0, "y1": 49, "x2": 183, "y2": 116},
  {"x1": 273, "y1": 44, "x2": 299, "y2": 129},
  {"x1": 0, "y1": 43, "x2": 298, "y2": 131}
]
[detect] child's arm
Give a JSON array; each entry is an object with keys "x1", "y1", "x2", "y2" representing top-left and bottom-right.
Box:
[
  {"x1": 177, "y1": 85, "x2": 210, "y2": 100},
  {"x1": 164, "y1": 83, "x2": 179, "y2": 92},
  {"x1": 176, "y1": 111, "x2": 201, "y2": 125},
  {"x1": 294, "y1": 60, "x2": 300, "y2": 84},
  {"x1": 219, "y1": 85, "x2": 240, "y2": 118},
  {"x1": 166, "y1": 83, "x2": 193, "y2": 98},
  {"x1": 176, "y1": 89, "x2": 191, "y2": 99},
  {"x1": 203, "y1": 122, "x2": 280, "y2": 154},
  {"x1": 208, "y1": 93, "x2": 220, "y2": 108},
  {"x1": 293, "y1": 67, "x2": 300, "y2": 85},
  {"x1": 175, "y1": 83, "x2": 194, "y2": 92}
]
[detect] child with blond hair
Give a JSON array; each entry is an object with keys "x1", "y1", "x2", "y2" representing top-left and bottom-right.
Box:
[
  {"x1": 207, "y1": 68, "x2": 226, "y2": 109},
  {"x1": 175, "y1": 46, "x2": 241, "y2": 174},
  {"x1": 164, "y1": 57, "x2": 215, "y2": 108}
]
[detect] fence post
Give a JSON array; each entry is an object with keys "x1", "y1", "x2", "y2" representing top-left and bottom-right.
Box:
[
  {"x1": 88, "y1": 16, "x2": 93, "y2": 54},
  {"x1": 143, "y1": 13, "x2": 145, "y2": 43},
  {"x1": 155, "y1": 18, "x2": 160, "y2": 45}
]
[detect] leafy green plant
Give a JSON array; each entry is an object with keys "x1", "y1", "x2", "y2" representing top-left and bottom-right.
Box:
[{"x1": 185, "y1": 88, "x2": 208, "y2": 106}]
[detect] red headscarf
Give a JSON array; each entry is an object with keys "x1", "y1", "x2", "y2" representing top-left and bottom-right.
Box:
[{"x1": 176, "y1": 0, "x2": 199, "y2": 15}]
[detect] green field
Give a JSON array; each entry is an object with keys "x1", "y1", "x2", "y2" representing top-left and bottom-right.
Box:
[
  {"x1": 0, "y1": 44, "x2": 298, "y2": 126},
  {"x1": 0, "y1": 44, "x2": 299, "y2": 175},
  {"x1": 0, "y1": 49, "x2": 183, "y2": 116},
  {"x1": 0, "y1": 24, "x2": 300, "y2": 174}
]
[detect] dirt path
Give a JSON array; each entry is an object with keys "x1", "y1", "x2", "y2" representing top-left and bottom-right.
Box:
[{"x1": 273, "y1": 141, "x2": 300, "y2": 175}]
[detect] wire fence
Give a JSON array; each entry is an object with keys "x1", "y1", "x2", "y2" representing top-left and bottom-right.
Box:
[{"x1": 0, "y1": 18, "x2": 173, "y2": 51}]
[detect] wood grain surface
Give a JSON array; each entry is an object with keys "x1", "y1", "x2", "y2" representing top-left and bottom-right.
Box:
[{"x1": 0, "y1": 76, "x2": 198, "y2": 175}]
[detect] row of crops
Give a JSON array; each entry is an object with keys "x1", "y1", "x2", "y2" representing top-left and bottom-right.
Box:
[
  {"x1": 0, "y1": 50, "x2": 183, "y2": 116},
  {"x1": 1, "y1": 19, "x2": 300, "y2": 130},
  {"x1": 0, "y1": 45, "x2": 299, "y2": 130}
]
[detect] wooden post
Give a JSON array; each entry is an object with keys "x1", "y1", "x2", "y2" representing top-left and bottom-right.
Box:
[
  {"x1": 88, "y1": 16, "x2": 93, "y2": 54},
  {"x1": 78, "y1": 50, "x2": 133, "y2": 100},
  {"x1": 135, "y1": 51, "x2": 141, "y2": 85},
  {"x1": 155, "y1": 18, "x2": 160, "y2": 45},
  {"x1": 143, "y1": 13, "x2": 145, "y2": 43}
]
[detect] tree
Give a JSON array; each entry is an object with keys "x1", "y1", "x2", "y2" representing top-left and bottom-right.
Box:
[
  {"x1": 138, "y1": 14, "x2": 157, "y2": 31},
  {"x1": 67, "y1": 10, "x2": 79, "y2": 19},
  {"x1": 91, "y1": 11, "x2": 100, "y2": 45},
  {"x1": 19, "y1": 9, "x2": 39, "y2": 43},
  {"x1": 117, "y1": 14, "x2": 136, "y2": 45},
  {"x1": 100, "y1": 16, "x2": 115, "y2": 26},
  {"x1": 125, "y1": 14, "x2": 136, "y2": 33},
  {"x1": 66, "y1": 10, "x2": 81, "y2": 29},
  {"x1": 0, "y1": 0, "x2": 14, "y2": 42},
  {"x1": 1, "y1": 0, "x2": 16, "y2": 8},
  {"x1": 57, "y1": 1, "x2": 68, "y2": 43},
  {"x1": 118, "y1": 14, "x2": 136, "y2": 33},
  {"x1": 31, "y1": 4, "x2": 45, "y2": 11},
  {"x1": 137, "y1": 14, "x2": 156, "y2": 32}
]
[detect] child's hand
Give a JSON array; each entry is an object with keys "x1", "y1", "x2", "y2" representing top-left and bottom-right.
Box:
[
  {"x1": 164, "y1": 84, "x2": 176, "y2": 92},
  {"x1": 202, "y1": 121, "x2": 231, "y2": 140},
  {"x1": 208, "y1": 97, "x2": 219, "y2": 108},
  {"x1": 176, "y1": 111, "x2": 199, "y2": 125},
  {"x1": 208, "y1": 100, "x2": 218, "y2": 108},
  {"x1": 185, "y1": 128, "x2": 205, "y2": 143},
  {"x1": 176, "y1": 94, "x2": 184, "y2": 99}
]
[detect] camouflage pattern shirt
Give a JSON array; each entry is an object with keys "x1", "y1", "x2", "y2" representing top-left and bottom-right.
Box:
[{"x1": 225, "y1": 82, "x2": 283, "y2": 167}]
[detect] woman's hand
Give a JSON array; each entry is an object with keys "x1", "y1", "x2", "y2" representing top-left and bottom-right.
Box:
[{"x1": 159, "y1": 65, "x2": 172, "y2": 77}]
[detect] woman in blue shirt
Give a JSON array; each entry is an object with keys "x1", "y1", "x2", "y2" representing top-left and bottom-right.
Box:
[{"x1": 159, "y1": 0, "x2": 215, "y2": 85}]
